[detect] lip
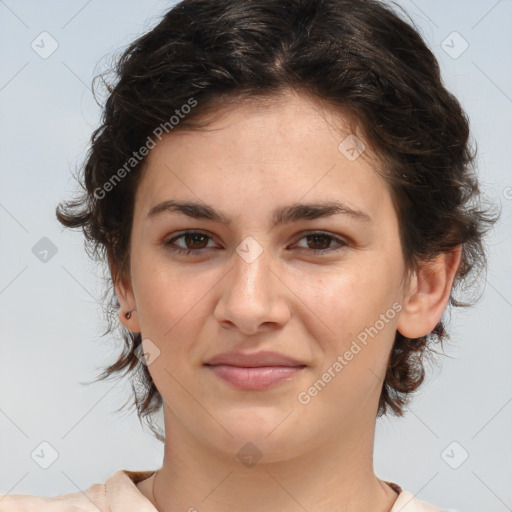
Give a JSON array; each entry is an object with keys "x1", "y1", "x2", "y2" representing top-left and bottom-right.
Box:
[
  {"x1": 205, "y1": 350, "x2": 305, "y2": 367},
  {"x1": 204, "y1": 351, "x2": 307, "y2": 391}
]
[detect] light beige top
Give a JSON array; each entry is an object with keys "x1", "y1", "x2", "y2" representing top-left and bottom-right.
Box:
[{"x1": 0, "y1": 470, "x2": 445, "y2": 511}]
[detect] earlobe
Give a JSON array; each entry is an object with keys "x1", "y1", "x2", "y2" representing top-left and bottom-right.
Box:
[
  {"x1": 397, "y1": 246, "x2": 462, "y2": 339},
  {"x1": 109, "y1": 255, "x2": 141, "y2": 333}
]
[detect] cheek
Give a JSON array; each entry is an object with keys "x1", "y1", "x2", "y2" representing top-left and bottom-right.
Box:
[
  {"x1": 299, "y1": 272, "x2": 400, "y2": 412},
  {"x1": 132, "y1": 249, "x2": 205, "y2": 332},
  {"x1": 298, "y1": 265, "x2": 394, "y2": 333},
  {"x1": 133, "y1": 266, "x2": 206, "y2": 393},
  {"x1": 131, "y1": 261, "x2": 219, "y2": 385},
  {"x1": 134, "y1": 272, "x2": 177, "y2": 335}
]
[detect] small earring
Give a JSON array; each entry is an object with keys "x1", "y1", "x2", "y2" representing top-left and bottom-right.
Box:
[{"x1": 125, "y1": 309, "x2": 135, "y2": 319}]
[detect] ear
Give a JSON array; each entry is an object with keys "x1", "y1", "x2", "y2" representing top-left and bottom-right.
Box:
[
  {"x1": 108, "y1": 253, "x2": 141, "y2": 333},
  {"x1": 397, "y1": 246, "x2": 462, "y2": 339}
]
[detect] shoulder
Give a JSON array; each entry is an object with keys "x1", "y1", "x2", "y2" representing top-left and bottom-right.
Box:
[
  {"x1": 0, "y1": 469, "x2": 156, "y2": 511},
  {"x1": 391, "y1": 489, "x2": 449, "y2": 512},
  {"x1": 384, "y1": 481, "x2": 451, "y2": 512},
  {"x1": 0, "y1": 483, "x2": 106, "y2": 511}
]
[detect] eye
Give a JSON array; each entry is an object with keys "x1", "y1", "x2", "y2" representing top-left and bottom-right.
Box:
[
  {"x1": 163, "y1": 230, "x2": 348, "y2": 256},
  {"x1": 164, "y1": 231, "x2": 218, "y2": 255},
  {"x1": 291, "y1": 231, "x2": 348, "y2": 255}
]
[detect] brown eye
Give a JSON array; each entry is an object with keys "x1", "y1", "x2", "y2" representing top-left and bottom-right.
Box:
[
  {"x1": 305, "y1": 234, "x2": 332, "y2": 250},
  {"x1": 293, "y1": 232, "x2": 348, "y2": 255},
  {"x1": 164, "y1": 231, "x2": 216, "y2": 255},
  {"x1": 164, "y1": 230, "x2": 348, "y2": 257},
  {"x1": 182, "y1": 232, "x2": 209, "y2": 249}
]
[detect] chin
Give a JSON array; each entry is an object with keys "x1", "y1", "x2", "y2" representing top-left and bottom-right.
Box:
[{"x1": 204, "y1": 408, "x2": 309, "y2": 459}]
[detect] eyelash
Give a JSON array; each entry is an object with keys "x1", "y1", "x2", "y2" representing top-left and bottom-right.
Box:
[{"x1": 163, "y1": 230, "x2": 348, "y2": 256}]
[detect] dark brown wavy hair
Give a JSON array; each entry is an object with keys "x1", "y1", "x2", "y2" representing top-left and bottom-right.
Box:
[{"x1": 56, "y1": 0, "x2": 498, "y2": 441}]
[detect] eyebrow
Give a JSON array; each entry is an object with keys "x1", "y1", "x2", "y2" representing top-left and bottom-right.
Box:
[{"x1": 147, "y1": 199, "x2": 372, "y2": 226}]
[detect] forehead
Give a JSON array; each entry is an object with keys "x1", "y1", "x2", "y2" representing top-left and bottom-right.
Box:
[{"x1": 134, "y1": 91, "x2": 394, "y2": 227}]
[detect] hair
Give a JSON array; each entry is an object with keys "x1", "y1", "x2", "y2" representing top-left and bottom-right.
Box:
[{"x1": 56, "y1": 0, "x2": 499, "y2": 441}]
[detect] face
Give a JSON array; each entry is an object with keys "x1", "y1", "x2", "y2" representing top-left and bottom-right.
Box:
[{"x1": 117, "y1": 90, "x2": 412, "y2": 462}]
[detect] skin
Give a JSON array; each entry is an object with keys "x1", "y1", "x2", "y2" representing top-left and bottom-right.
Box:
[{"x1": 114, "y1": 88, "x2": 461, "y2": 511}]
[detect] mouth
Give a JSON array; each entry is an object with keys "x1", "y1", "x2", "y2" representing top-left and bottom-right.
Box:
[{"x1": 204, "y1": 351, "x2": 307, "y2": 391}]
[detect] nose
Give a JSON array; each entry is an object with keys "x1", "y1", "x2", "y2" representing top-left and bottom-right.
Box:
[{"x1": 214, "y1": 242, "x2": 291, "y2": 336}]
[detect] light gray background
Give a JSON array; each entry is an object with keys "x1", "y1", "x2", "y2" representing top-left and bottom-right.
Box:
[{"x1": 0, "y1": 1, "x2": 511, "y2": 510}]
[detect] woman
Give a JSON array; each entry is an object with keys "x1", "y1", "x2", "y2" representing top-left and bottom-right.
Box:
[{"x1": 0, "y1": 0, "x2": 497, "y2": 510}]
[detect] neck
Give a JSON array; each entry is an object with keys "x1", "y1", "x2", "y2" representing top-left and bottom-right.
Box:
[{"x1": 144, "y1": 406, "x2": 399, "y2": 512}]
